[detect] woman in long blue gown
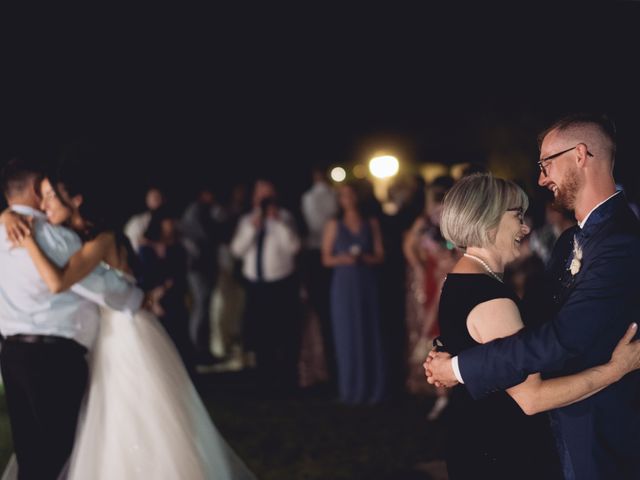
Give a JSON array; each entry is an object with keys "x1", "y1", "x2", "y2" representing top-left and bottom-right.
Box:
[{"x1": 321, "y1": 183, "x2": 387, "y2": 405}]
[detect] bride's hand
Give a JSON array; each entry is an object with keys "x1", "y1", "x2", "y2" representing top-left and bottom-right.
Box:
[
  {"x1": 2, "y1": 210, "x2": 32, "y2": 246},
  {"x1": 609, "y1": 323, "x2": 640, "y2": 380}
]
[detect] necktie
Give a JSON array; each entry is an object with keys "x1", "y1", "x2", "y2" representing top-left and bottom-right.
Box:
[{"x1": 256, "y1": 227, "x2": 266, "y2": 282}]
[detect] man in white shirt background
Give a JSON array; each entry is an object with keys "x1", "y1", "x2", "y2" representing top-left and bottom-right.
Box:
[
  {"x1": 0, "y1": 158, "x2": 143, "y2": 479},
  {"x1": 231, "y1": 179, "x2": 301, "y2": 394},
  {"x1": 123, "y1": 185, "x2": 165, "y2": 253}
]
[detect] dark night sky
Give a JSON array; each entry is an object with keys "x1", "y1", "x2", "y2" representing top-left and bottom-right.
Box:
[{"x1": 3, "y1": 6, "x2": 640, "y2": 217}]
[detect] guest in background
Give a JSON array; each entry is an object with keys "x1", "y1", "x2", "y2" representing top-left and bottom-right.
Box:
[
  {"x1": 210, "y1": 183, "x2": 250, "y2": 364},
  {"x1": 230, "y1": 179, "x2": 301, "y2": 393},
  {"x1": 322, "y1": 182, "x2": 387, "y2": 405},
  {"x1": 138, "y1": 206, "x2": 195, "y2": 375},
  {"x1": 529, "y1": 197, "x2": 576, "y2": 265},
  {"x1": 403, "y1": 175, "x2": 458, "y2": 418},
  {"x1": 300, "y1": 166, "x2": 338, "y2": 387},
  {"x1": 181, "y1": 187, "x2": 222, "y2": 367},
  {"x1": 381, "y1": 173, "x2": 427, "y2": 397},
  {"x1": 124, "y1": 186, "x2": 165, "y2": 252}
]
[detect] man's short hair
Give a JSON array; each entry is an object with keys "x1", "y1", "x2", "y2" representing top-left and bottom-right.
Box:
[
  {"x1": 538, "y1": 113, "x2": 617, "y2": 160},
  {"x1": 0, "y1": 157, "x2": 45, "y2": 200}
]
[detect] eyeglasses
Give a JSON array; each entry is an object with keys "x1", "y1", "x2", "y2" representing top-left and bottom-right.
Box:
[
  {"x1": 506, "y1": 207, "x2": 524, "y2": 224},
  {"x1": 537, "y1": 145, "x2": 593, "y2": 177}
]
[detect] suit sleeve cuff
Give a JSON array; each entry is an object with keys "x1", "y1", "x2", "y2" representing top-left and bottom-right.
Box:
[{"x1": 451, "y1": 356, "x2": 464, "y2": 384}]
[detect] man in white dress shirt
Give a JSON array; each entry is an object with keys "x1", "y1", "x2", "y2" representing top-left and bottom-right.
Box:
[
  {"x1": 0, "y1": 158, "x2": 143, "y2": 479},
  {"x1": 231, "y1": 179, "x2": 301, "y2": 392},
  {"x1": 123, "y1": 186, "x2": 165, "y2": 252}
]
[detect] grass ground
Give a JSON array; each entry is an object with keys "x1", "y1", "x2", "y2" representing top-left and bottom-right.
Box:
[{"x1": 0, "y1": 372, "x2": 448, "y2": 479}]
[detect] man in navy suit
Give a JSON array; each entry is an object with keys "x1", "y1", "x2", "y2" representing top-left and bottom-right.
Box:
[{"x1": 426, "y1": 114, "x2": 640, "y2": 479}]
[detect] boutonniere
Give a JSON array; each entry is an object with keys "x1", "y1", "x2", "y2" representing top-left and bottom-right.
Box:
[{"x1": 569, "y1": 235, "x2": 583, "y2": 276}]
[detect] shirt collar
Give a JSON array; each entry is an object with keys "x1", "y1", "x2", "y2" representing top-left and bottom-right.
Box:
[
  {"x1": 10, "y1": 205, "x2": 47, "y2": 219},
  {"x1": 578, "y1": 191, "x2": 620, "y2": 229}
]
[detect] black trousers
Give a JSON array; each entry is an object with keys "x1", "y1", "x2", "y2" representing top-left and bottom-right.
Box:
[
  {"x1": 0, "y1": 338, "x2": 88, "y2": 480},
  {"x1": 243, "y1": 275, "x2": 301, "y2": 392}
]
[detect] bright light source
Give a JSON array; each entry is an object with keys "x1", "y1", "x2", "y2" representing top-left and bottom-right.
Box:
[
  {"x1": 330, "y1": 167, "x2": 347, "y2": 182},
  {"x1": 369, "y1": 155, "x2": 399, "y2": 179}
]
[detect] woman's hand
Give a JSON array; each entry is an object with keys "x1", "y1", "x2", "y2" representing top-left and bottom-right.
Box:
[
  {"x1": 2, "y1": 210, "x2": 33, "y2": 246},
  {"x1": 340, "y1": 254, "x2": 356, "y2": 266},
  {"x1": 609, "y1": 323, "x2": 640, "y2": 380},
  {"x1": 142, "y1": 280, "x2": 174, "y2": 317}
]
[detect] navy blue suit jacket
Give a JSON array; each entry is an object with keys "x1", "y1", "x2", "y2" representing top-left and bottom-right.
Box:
[{"x1": 457, "y1": 193, "x2": 640, "y2": 479}]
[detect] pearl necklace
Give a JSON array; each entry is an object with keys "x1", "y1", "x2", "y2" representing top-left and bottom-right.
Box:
[{"x1": 463, "y1": 253, "x2": 503, "y2": 283}]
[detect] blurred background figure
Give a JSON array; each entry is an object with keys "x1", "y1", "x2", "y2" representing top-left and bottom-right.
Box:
[
  {"x1": 322, "y1": 182, "x2": 387, "y2": 405},
  {"x1": 403, "y1": 175, "x2": 459, "y2": 419},
  {"x1": 380, "y1": 173, "x2": 427, "y2": 397},
  {"x1": 181, "y1": 187, "x2": 223, "y2": 368},
  {"x1": 299, "y1": 165, "x2": 338, "y2": 388},
  {"x1": 124, "y1": 186, "x2": 165, "y2": 252},
  {"x1": 209, "y1": 183, "x2": 250, "y2": 366},
  {"x1": 137, "y1": 206, "x2": 195, "y2": 375},
  {"x1": 529, "y1": 195, "x2": 576, "y2": 265},
  {"x1": 505, "y1": 197, "x2": 575, "y2": 332},
  {"x1": 231, "y1": 179, "x2": 302, "y2": 394}
]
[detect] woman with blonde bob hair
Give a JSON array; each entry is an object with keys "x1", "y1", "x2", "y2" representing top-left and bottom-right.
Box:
[
  {"x1": 440, "y1": 174, "x2": 529, "y2": 253},
  {"x1": 434, "y1": 173, "x2": 640, "y2": 480}
]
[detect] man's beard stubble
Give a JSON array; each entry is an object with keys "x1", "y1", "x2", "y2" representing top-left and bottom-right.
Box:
[{"x1": 554, "y1": 166, "x2": 581, "y2": 212}]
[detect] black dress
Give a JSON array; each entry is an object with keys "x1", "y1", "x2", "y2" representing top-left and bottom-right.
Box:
[{"x1": 438, "y1": 273, "x2": 563, "y2": 480}]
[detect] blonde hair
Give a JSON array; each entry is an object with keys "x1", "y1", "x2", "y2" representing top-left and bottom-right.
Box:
[{"x1": 440, "y1": 173, "x2": 528, "y2": 249}]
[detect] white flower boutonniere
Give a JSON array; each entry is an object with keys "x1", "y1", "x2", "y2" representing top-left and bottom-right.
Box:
[{"x1": 570, "y1": 235, "x2": 583, "y2": 276}]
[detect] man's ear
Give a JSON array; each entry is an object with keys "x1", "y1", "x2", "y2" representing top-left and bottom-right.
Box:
[
  {"x1": 72, "y1": 194, "x2": 83, "y2": 209},
  {"x1": 31, "y1": 182, "x2": 42, "y2": 203},
  {"x1": 575, "y1": 143, "x2": 590, "y2": 167}
]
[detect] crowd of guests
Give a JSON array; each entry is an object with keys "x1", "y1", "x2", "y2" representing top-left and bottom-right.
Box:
[{"x1": 114, "y1": 162, "x2": 624, "y2": 413}]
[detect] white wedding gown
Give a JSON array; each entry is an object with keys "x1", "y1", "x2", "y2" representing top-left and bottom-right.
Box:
[{"x1": 3, "y1": 303, "x2": 257, "y2": 480}]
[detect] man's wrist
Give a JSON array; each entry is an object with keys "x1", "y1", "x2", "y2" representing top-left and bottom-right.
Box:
[{"x1": 451, "y1": 356, "x2": 465, "y2": 384}]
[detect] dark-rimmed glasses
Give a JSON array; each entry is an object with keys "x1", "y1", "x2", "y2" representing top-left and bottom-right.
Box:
[{"x1": 537, "y1": 145, "x2": 593, "y2": 177}]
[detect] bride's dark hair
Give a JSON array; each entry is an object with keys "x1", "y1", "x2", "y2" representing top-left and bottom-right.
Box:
[
  {"x1": 48, "y1": 148, "x2": 141, "y2": 275},
  {"x1": 49, "y1": 156, "x2": 114, "y2": 241}
]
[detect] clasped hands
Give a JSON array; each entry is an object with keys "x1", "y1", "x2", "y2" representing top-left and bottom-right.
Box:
[{"x1": 423, "y1": 347, "x2": 459, "y2": 388}]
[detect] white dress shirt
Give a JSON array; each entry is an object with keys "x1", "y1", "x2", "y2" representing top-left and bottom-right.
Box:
[
  {"x1": 124, "y1": 211, "x2": 151, "y2": 252},
  {"x1": 230, "y1": 208, "x2": 300, "y2": 282},
  {"x1": 0, "y1": 205, "x2": 144, "y2": 349},
  {"x1": 301, "y1": 182, "x2": 338, "y2": 249}
]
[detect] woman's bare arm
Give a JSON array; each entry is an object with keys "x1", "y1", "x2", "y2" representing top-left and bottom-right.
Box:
[
  {"x1": 402, "y1": 217, "x2": 424, "y2": 270},
  {"x1": 321, "y1": 219, "x2": 355, "y2": 267},
  {"x1": 468, "y1": 298, "x2": 640, "y2": 415},
  {"x1": 0, "y1": 209, "x2": 33, "y2": 244},
  {"x1": 21, "y1": 232, "x2": 114, "y2": 293}
]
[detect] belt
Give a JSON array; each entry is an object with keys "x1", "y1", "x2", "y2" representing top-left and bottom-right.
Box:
[{"x1": 4, "y1": 334, "x2": 87, "y2": 353}]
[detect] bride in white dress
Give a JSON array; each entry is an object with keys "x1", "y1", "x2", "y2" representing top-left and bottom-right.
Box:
[{"x1": 3, "y1": 176, "x2": 257, "y2": 480}]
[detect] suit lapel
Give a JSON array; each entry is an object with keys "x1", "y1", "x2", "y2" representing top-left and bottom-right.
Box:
[{"x1": 553, "y1": 193, "x2": 627, "y2": 307}]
